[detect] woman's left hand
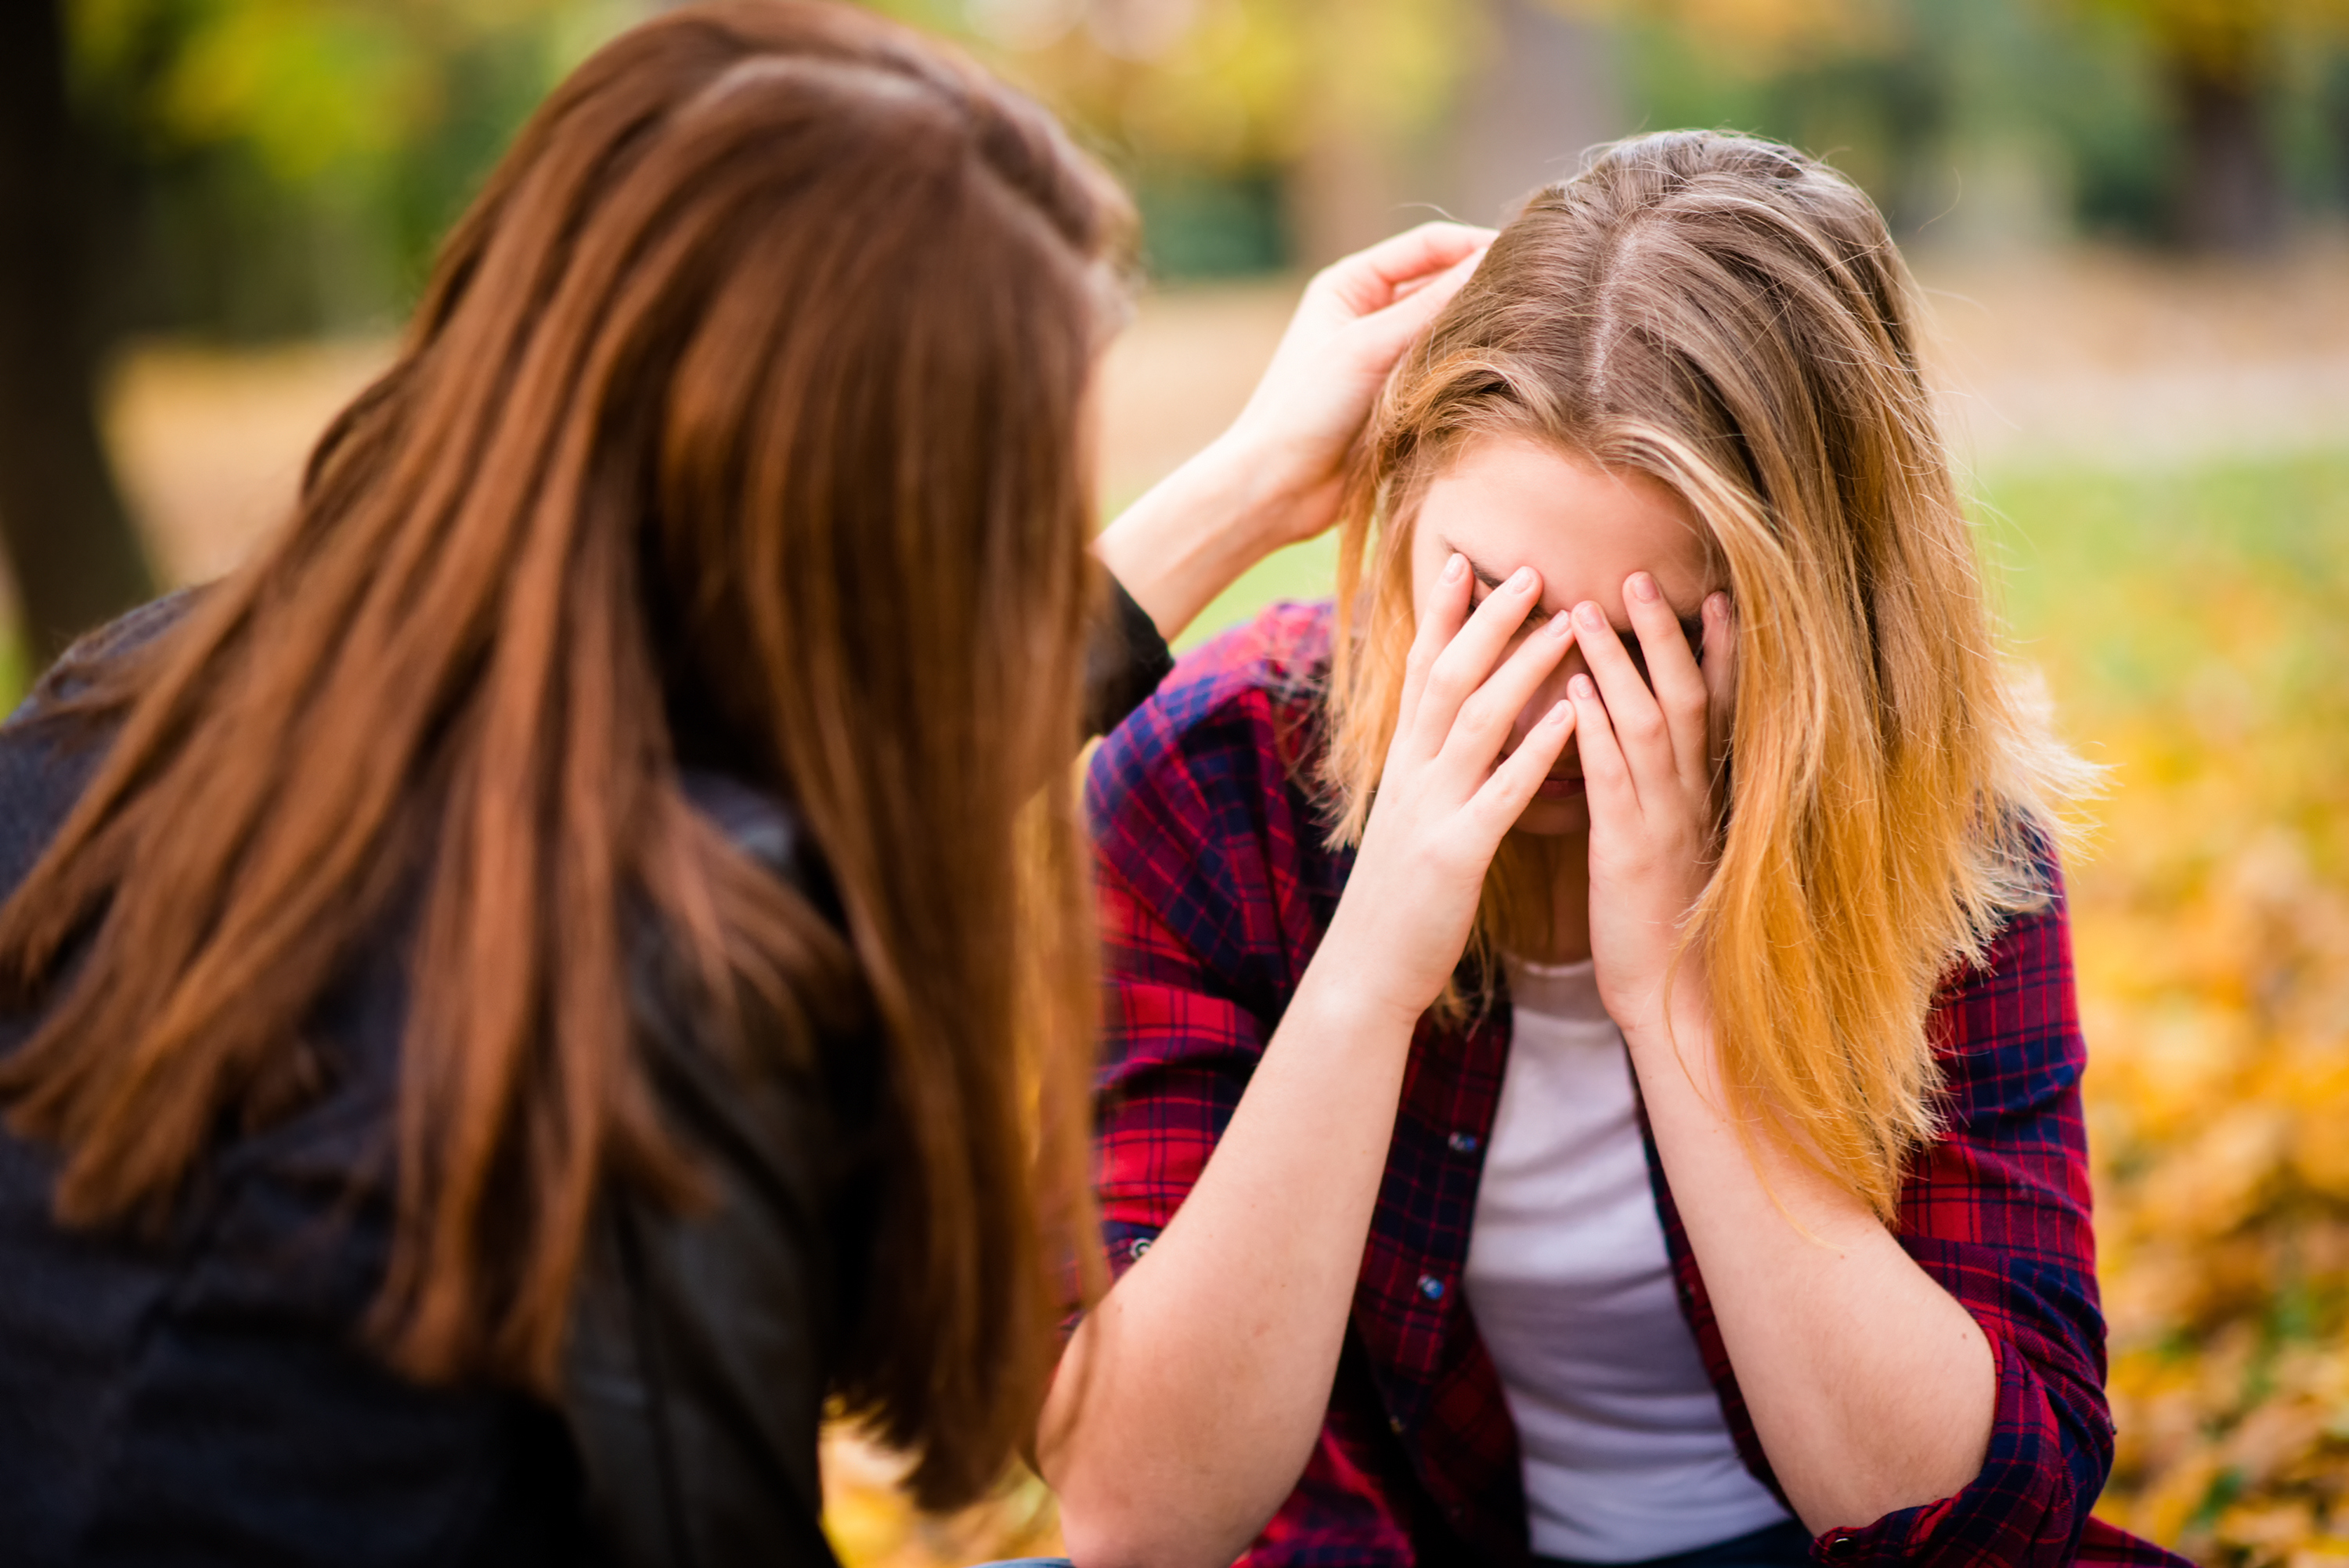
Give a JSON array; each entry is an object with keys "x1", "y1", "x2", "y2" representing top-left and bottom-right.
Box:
[
  {"x1": 1565, "y1": 575, "x2": 1737, "y2": 1035},
  {"x1": 1575, "y1": 574, "x2": 2001, "y2": 1535}
]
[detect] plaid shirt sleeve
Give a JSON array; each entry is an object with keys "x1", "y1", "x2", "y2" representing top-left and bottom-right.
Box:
[
  {"x1": 1659, "y1": 863, "x2": 2189, "y2": 1568},
  {"x1": 1084, "y1": 608, "x2": 1340, "y2": 1271}
]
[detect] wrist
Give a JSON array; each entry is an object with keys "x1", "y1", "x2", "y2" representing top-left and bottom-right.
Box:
[
  {"x1": 1095, "y1": 438, "x2": 1298, "y2": 641},
  {"x1": 1614, "y1": 971, "x2": 1720, "y2": 1079},
  {"x1": 1198, "y1": 423, "x2": 1321, "y2": 524},
  {"x1": 1287, "y1": 957, "x2": 1428, "y2": 1051},
  {"x1": 1304, "y1": 882, "x2": 1462, "y2": 1036}
]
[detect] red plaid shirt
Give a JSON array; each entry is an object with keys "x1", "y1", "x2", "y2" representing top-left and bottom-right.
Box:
[{"x1": 1083, "y1": 601, "x2": 2186, "y2": 1568}]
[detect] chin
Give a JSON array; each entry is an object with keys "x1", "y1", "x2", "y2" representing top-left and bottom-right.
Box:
[{"x1": 1512, "y1": 796, "x2": 1589, "y2": 836}]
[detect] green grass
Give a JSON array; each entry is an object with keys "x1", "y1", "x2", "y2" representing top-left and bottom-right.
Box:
[
  {"x1": 1972, "y1": 449, "x2": 2349, "y2": 720},
  {"x1": 0, "y1": 631, "x2": 23, "y2": 715},
  {"x1": 1177, "y1": 532, "x2": 1343, "y2": 651}
]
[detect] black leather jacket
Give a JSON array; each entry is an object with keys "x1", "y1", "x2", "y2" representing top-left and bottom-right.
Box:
[{"x1": 0, "y1": 585, "x2": 1172, "y2": 1566}]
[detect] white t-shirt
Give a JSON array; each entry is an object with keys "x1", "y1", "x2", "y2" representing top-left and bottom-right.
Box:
[{"x1": 1462, "y1": 956, "x2": 1790, "y2": 1563}]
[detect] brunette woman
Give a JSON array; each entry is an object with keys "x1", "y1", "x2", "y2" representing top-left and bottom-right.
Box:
[
  {"x1": 0, "y1": 4, "x2": 1485, "y2": 1563},
  {"x1": 1048, "y1": 133, "x2": 2186, "y2": 1568}
]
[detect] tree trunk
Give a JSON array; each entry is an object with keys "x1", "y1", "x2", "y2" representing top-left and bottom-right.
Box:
[
  {"x1": 2171, "y1": 51, "x2": 2286, "y2": 255},
  {"x1": 0, "y1": 0, "x2": 157, "y2": 665}
]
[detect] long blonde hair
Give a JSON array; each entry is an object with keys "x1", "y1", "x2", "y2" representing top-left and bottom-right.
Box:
[{"x1": 1325, "y1": 132, "x2": 2091, "y2": 1219}]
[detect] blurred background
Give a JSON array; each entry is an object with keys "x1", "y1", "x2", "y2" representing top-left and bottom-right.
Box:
[{"x1": 2, "y1": 0, "x2": 2346, "y2": 1563}]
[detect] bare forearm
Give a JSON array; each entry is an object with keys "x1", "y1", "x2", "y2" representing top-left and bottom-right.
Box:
[
  {"x1": 1047, "y1": 545, "x2": 1575, "y2": 1566},
  {"x1": 1625, "y1": 1010, "x2": 1996, "y2": 1535},
  {"x1": 1041, "y1": 965, "x2": 1417, "y2": 1568},
  {"x1": 1092, "y1": 434, "x2": 1307, "y2": 644}
]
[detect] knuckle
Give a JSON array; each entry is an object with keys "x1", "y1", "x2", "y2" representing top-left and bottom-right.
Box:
[
  {"x1": 1422, "y1": 658, "x2": 1470, "y2": 701},
  {"x1": 1451, "y1": 688, "x2": 1499, "y2": 731}
]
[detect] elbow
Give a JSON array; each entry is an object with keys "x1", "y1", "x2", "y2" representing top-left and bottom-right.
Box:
[
  {"x1": 1055, "y1": 1504, "x2": 1192, "y2": 1568},
  {"x1": 1055, "y1": 1505, "x2": 1159, "y2": 1568},
  {"x1": 1053, "y1": 1477, "x2": 1267, "y2": 1568}
]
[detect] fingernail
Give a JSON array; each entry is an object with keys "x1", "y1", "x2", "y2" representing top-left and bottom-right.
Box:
[
  {"x1": 1547, "y1": 611, "x2": 1574, "y2": 638},
  {"x1": 1706, "y1": 590, "x2": 1728, "y2": 620},
  {"x1": 1443, "y1": 553, "x2": 1467, "y2": 584},
  {"x1": 1546, "y1": 700, "x2": 1571, "y2": 725},
  {"x1": 1569, "y1": 674, "x2": 1595, "y2": 698},
  {"x1": 1629, "y1": 572, "x2": 1659, "y2": 603},
  {"x1": 1575, "y1": 601, "x2": 1607, "y2": 629},
  {"x1": 1508, "y1": 565, "x2": 1536, "y2": 593}
]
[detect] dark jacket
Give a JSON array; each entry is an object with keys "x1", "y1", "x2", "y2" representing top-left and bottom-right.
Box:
[{"x1": 0, "y1": 585, "x2": 1172, "y2": 1566}]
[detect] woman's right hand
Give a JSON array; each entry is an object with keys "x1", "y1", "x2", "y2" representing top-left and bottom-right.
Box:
[
  {"x1": 1317, "y1": 551, "x2": 1579, "y2": 1025},
  {"x1": 1044, "y1": 551, "x2": 1575, "y2": 1568},
  {"x1": 1094, "y1": 223, "x2": 1491, "y2": 643}
]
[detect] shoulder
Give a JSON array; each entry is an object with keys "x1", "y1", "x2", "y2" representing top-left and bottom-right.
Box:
[
  {"x1": 676, "y1": 768, "x2": 840, "y2": 922},
  {"x1": 1930, "y1": 831, "x2": 2084, "y2": 1117},
  {"x1": 1085, "y1": 598, "x2": 1333, "y2": 843},
  {"x1": 0, "y1": 593, "x2": 203, "y2": 907},
  {"x1": 1084, "y1": 600, "x2": 1348, "y2": 982}
]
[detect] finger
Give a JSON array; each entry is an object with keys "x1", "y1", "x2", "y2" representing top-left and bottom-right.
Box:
[
  {"x1": 1396, "y1": 553, "x2": 1474, "y2": 751},
  {"x1": 1567, "y1": 672, "x2": 1638, "y2": 822},
  {"x1": 1623, "y1": 572, "x2": 1709, "y2": 798},
  {"x1": 1469, "y1": 699, "x2": 1577, "y2": 840},
  {"x1": 1435, "y1": 603, "x2": 1576, "y2": 777},
  {"x1": 1312, "y1": 221, "x2": 1496, "y2": 316},
  {"x1": 1571, "y1": 600, "x2": 1670, "y2": 808},
  {"x1": 1343, "y1": 244, "x2": 1488, "y2": 369},
  {"x1": 1700, "y1": 591, "x2": 1737, "y2": 787},
  {"x1": 1411, "y1": 564, "x2": 1544, "y2": 756}
]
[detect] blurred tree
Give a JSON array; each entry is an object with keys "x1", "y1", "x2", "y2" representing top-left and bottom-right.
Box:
[
  {"x1": 0, "y1": 0, "x2": 640, "y2": 668},
  {"x1": 0, "y1": 0, "x2": 157, "y2": 663},
  {"x1": 1544, "y1": 0, "x2": 1887, "y2": 62},
  {"x1": 880, "y1": 0, "x2": 1478, "y2": 267},
  {"x1": 2056, "y1": 0, "x2": 2349, "y2": 251},
  {"x1": 73, "y1": 0, "x2": 641, "y2": 334}
]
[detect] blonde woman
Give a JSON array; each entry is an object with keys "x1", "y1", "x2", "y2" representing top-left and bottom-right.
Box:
[{"x1": 1041, "y1": 133, "x2": 2182, "y2": 1568}]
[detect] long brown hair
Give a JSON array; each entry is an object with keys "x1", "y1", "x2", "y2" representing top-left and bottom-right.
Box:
[
  {"x1": 1325, "y1": 132, "x2": 2092, "y2": 1217},
  {"x1": 0, "y1": 0, "x2": 1128, "y2": 1507}
]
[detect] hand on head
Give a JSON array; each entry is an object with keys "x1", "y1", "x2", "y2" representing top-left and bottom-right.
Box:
[
  {"x1": 1225, "y1": 222, "x2": 1494, "y2": 544},
  {"x1": 1564, "y1": 575, "x2": 1736, "y2": 1030},
  {"x1": 1095, "y1": 221, "x2": 1492, "y2": 640}
]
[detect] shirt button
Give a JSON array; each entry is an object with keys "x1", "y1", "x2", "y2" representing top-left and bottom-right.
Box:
[
  {"x1": 1128, "y1": 1238, "x2": 1153, "y2": 1261},
  {"x1": 1824, "y1": 1534, "x2": 1856, "y2": 1559},
  {"x1": 1417, "y1": 1274, "x2": 1445, "y2": 1300},
  {"x1": 1447, "y1": 1131, "x2": 1479, "y2": 1153},
  {"x1": 1388, "y1": 1414, "x2": 1405, "y2": 1435}
]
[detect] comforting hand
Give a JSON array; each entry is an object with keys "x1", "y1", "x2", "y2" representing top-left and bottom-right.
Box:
[
  {"x1": 1222, "y1": 222, "x2": 1495, "y2": 544},
  {"x1": 1095, "y1": 222, "x2": 1492, "y2": 640},
  {"x1": 1564, "y1": 575, "x2": 1737, "y2": 1035},
  {"x1": 1321, "y1": 552, "x2": 1577, "y2": 1024}
]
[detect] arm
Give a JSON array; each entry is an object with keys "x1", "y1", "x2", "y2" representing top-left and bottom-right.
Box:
[
  {"x1": 1697, "y1": 885, "x2": 2168, "y2": 1566},
  {"x1": 1630, "y1": 1028, "x2": 1996, "y2": 1535},
  {"x1": 1040, "y1": 558, "x2": 1577, "y2": 1568},
  {"x1": 1565, "y1": 581, "x2": 2075, "y2": 1548},
  {"x1": 1093, "y1": 224, "x2": 1490, "y2": 645}
]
